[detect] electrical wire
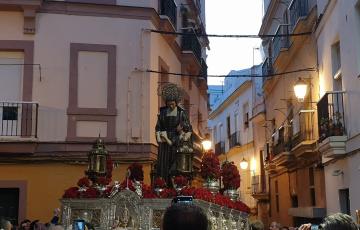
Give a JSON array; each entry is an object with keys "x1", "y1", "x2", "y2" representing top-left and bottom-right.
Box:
[
  {"x1": 148, "y1": 29, "x2": 312, "y2": 38},
  {"x1": 144, "y1": 67, "x2": 317, "y2": 79}
]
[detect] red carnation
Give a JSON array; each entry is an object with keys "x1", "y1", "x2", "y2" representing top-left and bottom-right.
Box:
[
  {"x1": 221, "y1": 161, "x2": 240, "y2": 190},
  {"x1": 173, "y1": 175, "x2": 188, "y2": 187},
  {"x1": 97, "y1": 176, "x2": 111, "y2": 186},
  {"x1": 154, "y1": 177, "x2": 167, "y2": 188},
  {"x1": 63, "y1": 187, "x2": 80, "y2": 198},
  {"x1": 77, "y1": 177, "x2": 90, "y2": 187},
  {"x1": 83, "y1": 187, "x2": 99, "y2": 198},
  {"x1": 200, "y1": 151, "x2": 221, "y2": 180}
]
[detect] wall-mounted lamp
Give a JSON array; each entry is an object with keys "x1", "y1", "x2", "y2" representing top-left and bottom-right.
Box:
[
  {"x1": 240, "y1": 157, "x2": 249, "y2": 170},
  {"x1": 294, "y1": 77, "x2": 308, "y2": 102},
  {"x1": 201, "y1": 133, "x2": 212, "y2": 152}
]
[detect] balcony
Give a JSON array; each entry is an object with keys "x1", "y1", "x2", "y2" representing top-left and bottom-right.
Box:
[
  {"x1": 289, "y1": 0, "x2": 317, "y2": 32},
  {"x1": 215, "y1": 141, "x2": 225, "y2": 155},
  {"x1": 317, "y1": 92, "x2": 347, "y2": 158},
  {"x1": 181, "y1": 28, "x2": 202, "y2": 64},
  {"x1": 229, "y1": 131, "x2": 240, "y2": 149},
  {"x1": 291, "y1": 111, "x2": 317, "y2": 157},
  {"x1": 272, "y1": 25, "x2": 290, "y2": 64},
  {"x1": 159, "y1": 0, "x2": 177, "y2": 28},
  {"x1": 0, "y1": 102, "x2": 38, "y2": 138},
  {"x1": 251, "y1": 174, "x2": 269, "y2": 201},
  {"x1": 200, "y1": 58, "x2": 207, "y2": 82}
]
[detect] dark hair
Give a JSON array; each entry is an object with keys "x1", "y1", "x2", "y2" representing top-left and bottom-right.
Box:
[
  {"x1": 250, "y1": 219, "x2": 264, "y2": 230},
  {"x1": 162, "y1": 204, "x2": 208, "y2": 230},
  {"x1": 321, "y1": 213, "x2": 358, "y2": 230}
]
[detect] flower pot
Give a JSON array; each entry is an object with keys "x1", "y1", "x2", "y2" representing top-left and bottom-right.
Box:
[
  {"x1": 154, "y1": 187, "x2": 164, "y2": 196},
  {"x1": 224, "y1": 189, "x2": 239, "y2": 201},
  {"x1": 203, "y1": 179, "x2": 220, "y2": 194}
]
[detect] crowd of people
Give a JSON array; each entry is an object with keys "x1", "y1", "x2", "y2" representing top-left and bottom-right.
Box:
[
  {"x1": 161, "y1": 200, "x2": 359, "y2": 230},
  {"x1": 0, "y1": 208, "x2": 64, "y2": 230},
  {"x1": 1, "y1": 204, "x2": 359, "y2": 230}
]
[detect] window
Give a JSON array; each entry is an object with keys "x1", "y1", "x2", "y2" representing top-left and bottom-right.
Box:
[
  {"x1": 0, "y1": 188, "x2": 20, "y2": 225},
  {"x1": 331, "y1": 42, "x2": 343, "y2": 91},
  {"x1": 226, "y1": 116, "x2": 231, "y2": 139},
  {"x1": 219, "y1": 124, "x2": 223, "y2": 142},
  {"x1": 309, "y1": 167, "x2": 316, "y2": 206},
  {"x1": 278, "y1": 126, "x2": 285, "y2": 144},
  {"x1": 213, "y1": 126, "x2": 217, "y2": 143},
  {"x1": 243, "y1": 103, "x2": 249, "y2": 129},
  {"x1": 339, "y1": 188, "x2": 350, "y2": 214},
  {"x1": 275, "y1": 180, "x2": 280, "y2": 213}
]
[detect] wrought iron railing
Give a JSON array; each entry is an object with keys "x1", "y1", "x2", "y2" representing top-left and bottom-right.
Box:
[
  {"x1": 229, "y1": 131, "x2": 240, "y2": 149},
  {"x1": 0, "y1": 102, "x2": 38, "y2": 137},
  {"x1": 215, "y1": 141, "x2": 225, "y2": 155},
  {"x1": 292, "y1": 111, "x2": 315, "y2": 147},
  {"x1": 272, "y1": 25, "x2": 290, "y2": 63},
  {"x1": 317, "y1": 92, "x2": 346, "y2": 141},
  {"x1": 252, "y1": 174, "x2": 267, "y2": 194},
  {"x1": 160, "y1": 0, "x2": 177, "y2": 27},
  {"x1": 289, "y1": 0, "x2": 309, "y2": 31},
  {"x1": 200, "y1": 58, "x2": 208, "y2": 82},
  {"x1": 181, "y1": 28, "x2": 202, "y2": 63},
  {"x1": 262, "y1": 57, "x2": 273, "y2": 77}
]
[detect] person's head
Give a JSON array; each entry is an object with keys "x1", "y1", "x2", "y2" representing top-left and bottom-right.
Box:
[
  {"x1": 250, "y1": 219, "x2": 264, "y2": 230},
  {"x1": 321, "y1": 213, "x2": 358, "y2": 230},
  {"x1": 0, "y1": 218, "x2": 12, "y2": 230},
  {"x1": 166, "y1": 100, "x2": 177, "y2": 111},
  {"x1": 270, "y1": 221, "x2": 281, "y2": 230},
  {"x1": 162, "y1": 204, "x2": 208, "y2": 230},
  {"x1": 20, "y1": 219, "x2": 31, "y2": 230}
]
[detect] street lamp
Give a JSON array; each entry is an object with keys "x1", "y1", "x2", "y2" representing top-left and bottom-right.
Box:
[
  {"x1": 294, "y1": 77, "x2": 308, "y2": 102},
  {"x1": 240, "y1": 157, "x2": 249, "y2": 170},
  {"x1": 201, "y1": 133, "x2": 212, "y2": 152}
]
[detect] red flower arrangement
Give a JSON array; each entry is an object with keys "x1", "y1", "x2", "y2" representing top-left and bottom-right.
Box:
[
  {"x1": 82, "y1": 187, "x2": 99, "y2": 198},
  {"x1": 142, "y1": 184, "x2": 157, "y2": 198},
  {"x1": 200, "y1": 151, "x2": 221, "y2": 180},
  {"x1": 221, "y1": 161, "x2": 240, "y2": 190},
  {"x1": 159, "y1": 188, "x2": 177, "y2": 198},
  {"x1": 63, "y1": 187, "x2": 80, "y2": 198},
  {"x1": 154, "y1": 177, "x2": 167, "y2": 188},
  {"x1": 120, "y1": 179, "x2": 135, "y2": 191},
  {"x1": 97, "y1": 176, "x2": 111, "y2": 186},
  {"x1": 173, "y1": 175, "x2": 188, "y2": 187},
  {"x1": 128, "y1": 163, "x2": 144, "y2": 181},
  {"x1": 77, "y1": 177, "x2": 91, "y2": 188}
]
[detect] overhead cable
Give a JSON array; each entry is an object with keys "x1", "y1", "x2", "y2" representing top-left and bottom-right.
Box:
[
  {"x1": 148, "y1": 29, "x2": 312, "y2": 38},
  {"x1": 144, "y1": 67, "x2": 317, "y2": 79}
]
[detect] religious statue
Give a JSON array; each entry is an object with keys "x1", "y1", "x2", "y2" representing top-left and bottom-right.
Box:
[{"x1": 155, "y1": 83, "x2": 193, "y2": 184}]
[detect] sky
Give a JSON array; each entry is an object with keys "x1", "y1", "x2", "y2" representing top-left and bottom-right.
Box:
[{"x1": 205, "y1": 0, "x2": 264, "y2": 85}]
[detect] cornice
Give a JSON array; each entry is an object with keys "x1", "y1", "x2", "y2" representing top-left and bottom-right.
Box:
[{"x1": 209, "y1": 80, "x2": 252, "y2": 119}]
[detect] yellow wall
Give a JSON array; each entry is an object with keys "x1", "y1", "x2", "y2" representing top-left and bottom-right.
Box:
[{"x1": 0, "y1": 163, "x2": 151, "y2": 223}]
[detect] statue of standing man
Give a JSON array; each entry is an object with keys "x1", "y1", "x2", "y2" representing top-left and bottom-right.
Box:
[{"x1": 155, "y1": 83, "x2": 193, "y2": 185}]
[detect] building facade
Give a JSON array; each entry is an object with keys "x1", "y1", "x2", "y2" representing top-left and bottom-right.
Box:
[
  {"x1": 315, "y1": 0, "x2": 360, "y2": 219},
  {"x1": 208, "y1": 65, "x2": 262, "y2": 210},
  {"x1": 0, "y1": 0, "x2": 208, "y2": 224},
  {"x1": 258, "y1": 0, "x2": 325, "y2": 227}
]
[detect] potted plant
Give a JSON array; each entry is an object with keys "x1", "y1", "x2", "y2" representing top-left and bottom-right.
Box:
[
  {"x1": 153, "y1": 177, "x2": 167, "y2": 196},
  {"x1": 200, "y1": 150, "x2": 221, "y2": 194},
  {"x1": 333, "y1": 112, "x2": 344, "y2": 136},
  {"x1": 221, "y1": 161, "x2": 240, "y2": 201}
]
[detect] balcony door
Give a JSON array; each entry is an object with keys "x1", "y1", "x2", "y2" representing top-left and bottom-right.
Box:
[
  {"x1": 0, "y1": 188, "x2": 20, "y2": 225},
  {"x1": 0, "y1": 53, "x2": 24, "y2": 136}
]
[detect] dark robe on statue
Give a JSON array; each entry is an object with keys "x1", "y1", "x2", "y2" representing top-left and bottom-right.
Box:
[{"x1": 155, "y1": 106, "x2": 191, "y2": 184}]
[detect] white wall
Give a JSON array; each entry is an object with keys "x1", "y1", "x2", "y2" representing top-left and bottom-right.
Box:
[{"x1": 317, "y1": 0, "x2": 360, "y2": 219}]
